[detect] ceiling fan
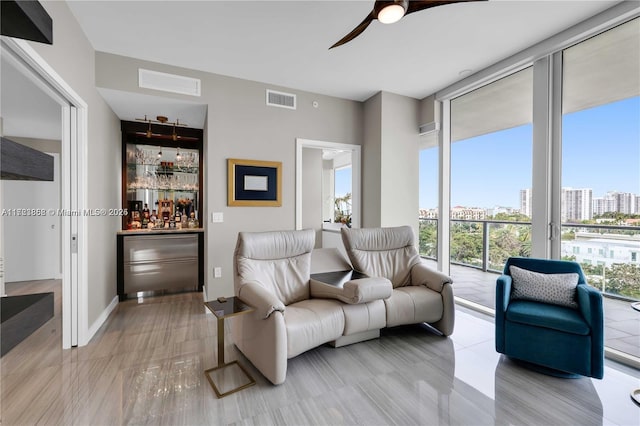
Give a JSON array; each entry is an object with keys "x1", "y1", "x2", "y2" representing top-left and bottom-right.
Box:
[{"x1": 330, "y1": 0, "x2": 487, "y2": 49}]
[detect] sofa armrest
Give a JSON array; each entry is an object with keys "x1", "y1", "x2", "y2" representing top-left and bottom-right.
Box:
[
  {"x1": 577, "y1": 284, "x2": 604, "y2": 379},
  {"x1": 237, "y1": 280, "x2": 285, "y2": 319},
  {"x1": 495, "y1": 274, "x2": 512, "y2": 353},
  {"x1": 310, "y1": 277, "x2": 392, "y2": 304},
  {"x1": 410, "y1": 262, "x2": 452, "y2": 293}
]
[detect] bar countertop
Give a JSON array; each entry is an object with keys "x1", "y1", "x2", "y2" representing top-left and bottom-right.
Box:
[{"x1": 117, "y1": 228, "x2": 205, "y2": 236}]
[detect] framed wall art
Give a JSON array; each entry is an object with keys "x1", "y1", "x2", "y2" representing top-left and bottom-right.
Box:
[{"x1": 227, "y1": 158, "x2": 282, "y2": 207}]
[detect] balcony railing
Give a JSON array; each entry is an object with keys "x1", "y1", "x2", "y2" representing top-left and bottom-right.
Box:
[{"x1": 418, "y1": 218, "x2": 640, "y2": 301}]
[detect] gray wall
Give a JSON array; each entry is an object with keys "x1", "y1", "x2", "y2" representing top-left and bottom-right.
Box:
[
  {"x1": 95, "y1": 52, "x2": 363, "y2": 297},
  {"x1": 301, "y1": 148, "x2": 323, "y2": 248},
  {"x1": 363, "y1": 92, "x2": 420, "y2": 237},
  {"x1": 28, "y1": 2, "x2": 121, "y2": 328},
  {"x1": 362, "y1": 93, "x2": 382, "y2": 228},
  {"x1": 381, "y1": 92, "x2": 420, "y2": 235}
]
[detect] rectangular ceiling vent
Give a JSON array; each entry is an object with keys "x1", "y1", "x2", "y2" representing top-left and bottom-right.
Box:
[
  {"x1": 138, "y1": 68, "x2": 201, "y2": 97},
  {"x1": 266, "y1": 89, "x2": 296, "y2": 110}
]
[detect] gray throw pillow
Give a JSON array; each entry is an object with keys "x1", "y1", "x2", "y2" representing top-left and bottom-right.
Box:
[{"x1": 509, "y1": 265, "x2": 579, "y2": 309}]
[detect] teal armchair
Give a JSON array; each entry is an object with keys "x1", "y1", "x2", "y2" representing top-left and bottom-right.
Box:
[{"x1": 495, "y1": 257, "x2": 604, "y2": 379}]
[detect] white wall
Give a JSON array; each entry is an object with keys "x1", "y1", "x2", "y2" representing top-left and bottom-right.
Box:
[
  {"x1": 94, "y1": 52, "x2": 363, "y2": 298},
  {"x1": 2, "y1": 151, "x2": 60, "y2": 282},
  {"x1": 301, "y1": 147, "x2": 323, "y2": 248},
  {"x1": 28, "y1": 1, "x2": 122, "y2": 327}
]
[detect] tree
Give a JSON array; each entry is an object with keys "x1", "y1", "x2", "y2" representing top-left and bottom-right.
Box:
[
  {"x1": 605, "y1": 263, "x2": 640, "y2": 300},
  {"x1": 491, "y1": 212, "x2": 530, "y2": 222},
  {"x1": 450, "y1": 223, "x2": 482, "y2": 267},
  {"x1": 419, "y1": 220, "x2": 437, "y2": 258},
  {"x1": 334, "y1": 193, "x2": 352, "y2": 226}
]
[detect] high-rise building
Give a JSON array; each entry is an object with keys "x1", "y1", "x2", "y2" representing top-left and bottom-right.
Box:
[
  {"x1": 593, "y1": 191, "x2": 639, "y2": 216},
  {"x1": 520, "y1": 189, "x2": 532, "y2": 218},
  {"x1": 562, "y1": 188, "x2": 592, "y2": 222},
  {"x1": 592, "y1": 195, "x2": 617, "y2": 216},
  {"x1": 613, "y1": 192, "x2": 635, "y2": 214}
]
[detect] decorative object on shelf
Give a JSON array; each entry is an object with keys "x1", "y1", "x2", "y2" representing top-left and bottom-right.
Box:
[
  {"x1": 227, "y1": 158, "x2": 282, "y2": 207},
  {"x1": 330, "y1": 0, "x2": 486, "y2": 49},
  {"x1": 158, "y1": 199, "x2": 174, "y2": 221}
]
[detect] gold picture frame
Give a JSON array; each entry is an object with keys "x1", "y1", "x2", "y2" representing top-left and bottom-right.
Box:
[{"x1": 227, "y1": 158, "x2": 282, "y2": 207}]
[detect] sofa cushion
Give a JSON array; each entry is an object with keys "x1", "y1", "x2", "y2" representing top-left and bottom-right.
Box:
[
  {"x1": 341, "y1": 226, "x2": 421, "y2": 288},
  {"x1": 235, "y1": 229, "x2": 315, "y2": 305},
  {"x1": 284, "y1": 299, "x2": 345, "y2": 358},
  {"x1": 506, "y1": 300, "x2": 590, "y2": 335},
  {"x1": 341, "y1": 299, "x2": 386, "y2": 335},
  {"x1": 384, "y1": 286, "x2": 443, "y2": 327},
  {"x1": 510, "y1": 265, "x2": 579, "y2": 309}
]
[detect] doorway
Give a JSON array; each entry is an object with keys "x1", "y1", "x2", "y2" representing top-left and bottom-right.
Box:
[
  {"x1": 1, "y1": 38, "x2": 88, "y2": 349},
  {"x1": 295, "y1": 138, "x2": 361, "y2": 251}
]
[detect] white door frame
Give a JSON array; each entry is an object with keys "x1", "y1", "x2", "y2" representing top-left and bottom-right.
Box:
[
  {"x1": 295, "y1": 138, "x2": 361, "y2": 230},
  {"x1": 2, "y1": 37, "x2": 88, "y2": 349}
]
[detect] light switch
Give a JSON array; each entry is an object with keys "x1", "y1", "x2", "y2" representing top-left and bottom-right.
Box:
[{"x1": 212, "y1": 212, "x2": 224, "y2": 223}]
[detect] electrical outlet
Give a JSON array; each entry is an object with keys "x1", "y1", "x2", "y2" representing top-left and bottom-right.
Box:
[{"x1": 214, "y1": 267, "x2": 222, "y2": 278}]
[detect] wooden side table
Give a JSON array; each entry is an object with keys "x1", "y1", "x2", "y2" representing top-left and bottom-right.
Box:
[{"x1": 204, "y1": 297, "x2": 256, "y2": 398}]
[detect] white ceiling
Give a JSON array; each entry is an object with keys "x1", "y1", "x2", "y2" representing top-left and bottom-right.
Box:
[
  {"x1": 67, "y1": 0, "x2": 622, "y2": 103},
  {"x1": 97, "y1": 88, "x2": 208, "y2": 128}
]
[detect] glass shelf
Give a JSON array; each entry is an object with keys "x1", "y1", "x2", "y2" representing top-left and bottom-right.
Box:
[{"x1": 124, "y1": 141, "x2": 202, "y2": 230}]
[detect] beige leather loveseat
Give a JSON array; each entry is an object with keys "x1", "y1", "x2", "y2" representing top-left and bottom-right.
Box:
[{"x1": 231, "y1": 227, "x2": 453, "y2": 385}]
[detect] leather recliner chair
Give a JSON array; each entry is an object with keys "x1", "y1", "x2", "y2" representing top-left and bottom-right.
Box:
[{"x1": 340, "y1": 225, "x2": 455, "y2": 336}]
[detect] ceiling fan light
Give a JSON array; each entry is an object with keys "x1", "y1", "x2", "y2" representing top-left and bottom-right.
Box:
[{"x1": 378, "y1": 4, "x2": 405, "y2": 24}]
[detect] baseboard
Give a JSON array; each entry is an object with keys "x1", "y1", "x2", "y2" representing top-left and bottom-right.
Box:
[{"x1": 84, "y1": 295, "x2": 118, "y2": 345}]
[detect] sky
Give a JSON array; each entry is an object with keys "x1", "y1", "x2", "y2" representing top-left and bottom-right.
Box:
[
  {"x1": 419, "y1": 96, "x2": 640, "y2": 209},
  {"x1": 335, "y1": 166, "x2": 352, "y2": 198}
]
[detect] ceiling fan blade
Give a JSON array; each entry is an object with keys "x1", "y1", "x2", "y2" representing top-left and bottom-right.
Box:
[
  {"x1": 329, "y1": 11, "x2": 376, "y2": 49},
  {"x1": 406, "y1": 0, "x2": 486, "y2": 16}
]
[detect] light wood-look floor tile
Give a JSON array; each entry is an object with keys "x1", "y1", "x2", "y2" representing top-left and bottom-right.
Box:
[{"x1": 2, "y1": 286, "x2": 639, "y2": 425}]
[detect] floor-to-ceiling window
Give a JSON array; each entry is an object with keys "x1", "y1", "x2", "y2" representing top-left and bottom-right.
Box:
[
  {"x1": 419, "y1": 139, "x2": 438, "y2": 259},
  {"x1": 561, "y1": 18, "x2": 640, "y2": 359},
  {"x1": 429, "y1": 10, "x2": 639, "y2": 364},
  {"x1": 449, "y1": 68, "x2": 533, "y2": 282}
]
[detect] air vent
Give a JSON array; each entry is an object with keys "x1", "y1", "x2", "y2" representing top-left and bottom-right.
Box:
[
  {"x1": 419, "y1": 121, "x2": 440, "y2": 136},
  {"x1": 266, "y1": 89, "x2": 296, "y2": 110},
  {"x1": 138, "y1": 68, "x2": 201, "y2": 97}
]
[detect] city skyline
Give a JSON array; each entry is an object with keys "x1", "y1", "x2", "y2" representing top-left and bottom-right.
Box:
[
  {"x1": 419, "y1": 188, "x2": 640, "y2": 219},
  {"x1": 419, "y1": 96, "x2": 640, "y2": 210}
]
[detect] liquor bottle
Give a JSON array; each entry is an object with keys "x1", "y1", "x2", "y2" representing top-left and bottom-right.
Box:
[
  {"x1": 188, "y1": 212, "x2": 196, "y2": 228},
  {"x1": 169, "y1": 215, "x2": 176, "y2": 229},
  {"x1": 141, "y1": 203, "x2": 150, "y2": 228}
]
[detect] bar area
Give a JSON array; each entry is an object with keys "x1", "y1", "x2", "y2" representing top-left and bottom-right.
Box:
[{"x1": 117, "y1": 118, "x2": 204, "y2": 300}]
